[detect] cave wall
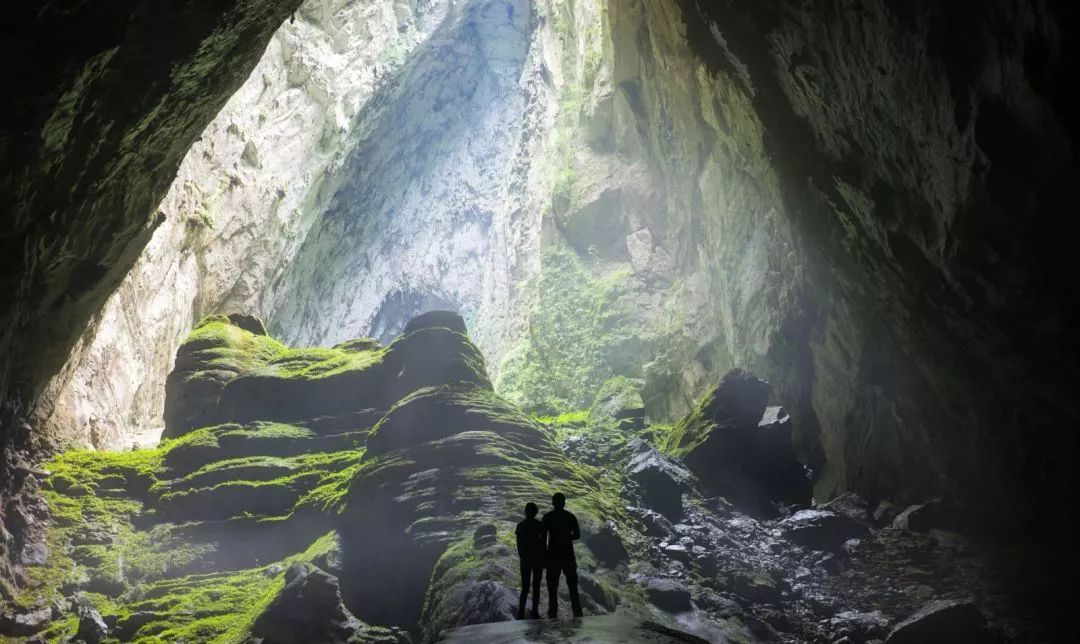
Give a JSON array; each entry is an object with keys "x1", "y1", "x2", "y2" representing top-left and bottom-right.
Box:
[
  {"x1": 676, "y1": 0, "x2": 1080, "y2": 520},
  {"x1": 0, "y1": 0, "x2": 304, "y2": 511},
  {"x1": 32, "y1": 0, "x2": 448, "y2": 451},
  {"x1": 493, "y1": 0, "x2": 815, "y2": 457},
  {"x1": 268, "y1": 0, "x2": 542, "y2": 350},
  {"x1": 3, "y1": 0, "x2": 1077, "y2": 542}
]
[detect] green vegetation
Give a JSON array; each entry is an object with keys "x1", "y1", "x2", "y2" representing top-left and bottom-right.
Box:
[
  {"x1": 662, "y1": 384, "x2": 719, "y2": 457},
  {"x1": 496, "y1": 245, "x2": 645, "y2": 414},
  {"x1": 18, "y1": 313, "x2": 657, "y2": 642}
]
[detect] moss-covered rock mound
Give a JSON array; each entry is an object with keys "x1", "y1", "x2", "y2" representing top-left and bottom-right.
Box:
[{"x1": 6, "y1": 312, "x2": 643, "y2": 642}]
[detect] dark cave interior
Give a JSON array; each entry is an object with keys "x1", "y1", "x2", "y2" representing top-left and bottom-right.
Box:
[{"x1": 1, "y1": 1, "x2": 1078, "y2": 642}]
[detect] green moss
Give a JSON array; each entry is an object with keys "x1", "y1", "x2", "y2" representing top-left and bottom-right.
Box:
[
  {"x1": 183, "y1": 317, "x2": 286, "y2": 375},
  {"x1": 535, "y1": 409, "x2": 590, "y2": 426},
  {"x1": 256, "y1": 345, "x2": 385, "y2": 380},
  {"x1": 496, "y1": 245, "x2": 645, "y2": 414},
  {"x1": 663, "y1": 384, "x2": 719, "y2": 457}
]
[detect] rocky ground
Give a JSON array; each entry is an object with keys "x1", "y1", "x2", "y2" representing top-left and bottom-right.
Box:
[{"x1": 0, "y1": 313, "x2": 1063, "y2": 643}]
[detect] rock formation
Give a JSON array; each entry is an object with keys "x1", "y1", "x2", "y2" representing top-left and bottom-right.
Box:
[
  {"x1": 2, "y1": 0, "x2": 1078, "y2": 641},
  {"x1": 7, "y1": 0, "x2": 1075, "y2": 533},
  {"x1": 0, "y1": 313, "x2": 1058, "y2": 641}
]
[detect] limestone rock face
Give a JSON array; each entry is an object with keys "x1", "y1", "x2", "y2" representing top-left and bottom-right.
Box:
[
  {"x1": 33, "y1": 0, "x2": 449, "y2": 451},
  {"x1": 680, "y1": 0, "x2": 1080, "y2": 522},
  {"x1": 267, "y1": 0, "x2": 541, "y2": 353},
  {"x1": 0, "y1": 0, "x2": 303, "y2": 448}
]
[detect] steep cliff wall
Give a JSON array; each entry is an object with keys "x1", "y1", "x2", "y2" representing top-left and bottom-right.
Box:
[
  {"x1": 34, "y1": 0, "x2": 450, "y2": 450},
  {"x1": 676, "y1": 0, "x2": 1080, "y2": 519},
  {"x1": 7, "y1": 0, "x2": 1077, "y2": 531},
  {"x1": 268, "y1": 0, "x2": 543, "y2": 349},
  {"x1": 0, "y1": 0, "x2": 302, "y2": 447}
]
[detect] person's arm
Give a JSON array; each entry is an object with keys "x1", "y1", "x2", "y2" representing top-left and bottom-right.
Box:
[
  {"x1": 570, "y1": 513, "x2": 580, "y2": 541},
  {"x1": 515, "y1": 523, "x2": 524, "y2": 557}
]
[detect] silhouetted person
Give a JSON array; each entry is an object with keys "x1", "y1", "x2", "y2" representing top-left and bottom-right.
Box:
[
  {"x1": 515, "y1": 502, "x2": 545, "y2": 619},
  {"x1": 542, "y1": 492, "x2": 582, "y2": 618}
]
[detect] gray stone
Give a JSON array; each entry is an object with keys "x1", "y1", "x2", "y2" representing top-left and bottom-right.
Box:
[
  {"x1": 0, "y1": 605, "x2": 52, "y2": 637},
  {"x1": 782, "y1": 509, "x2": 868, "y2": 551},
  {"x1": 645, "y1": 578, "x2": 693, "y2": 613},
  {"x1": 891, "y1": 501, "x2": 952, "y2": 532},
  {"x1": 820, "y1": 492, "x2": 872, "y2": 524},
  {"x1": 830, "y1": 610, "x2": 889, "y2": 643},
  {"x1": 251, "y1": 563, "x2": 363, "y2": 644},
  {"x1": 885, "y1": 599, "x2": 988, "y2": 644},
  {"x1": 75, "y1": 606, "x2": 108, "y2": 644},
  {"x1": 626, "y1": 440, "x2": 692, "y2": 520},
  {"x1": 584, "y1": 521, "x2": 629, "y2": 567}
]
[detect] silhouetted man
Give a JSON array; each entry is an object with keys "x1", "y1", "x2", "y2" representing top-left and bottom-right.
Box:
[
  {"x1": 515, "y1": 502, "x2": 545, "y2": 619},
  {"x1": 542, "y1": 492, "x2": 582, "y2": 618}
]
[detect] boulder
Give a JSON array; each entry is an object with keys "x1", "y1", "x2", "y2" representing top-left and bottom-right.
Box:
[
  {"x1": 251, "y1": 563, "x2": 363, "y2": 644},
  {"x1": 885, "y1": 599, "x2": 989, "y2": 644},
  {"x1": 75, "y1": 606, "x2": 108, "y2": 644},
  {"x1": 628, "y1": 507, "x2": 675, "y2": 537},
  {"x1": 781, "y1": 510, "x2": 868, "y2": 552},
  {"x1": 820, "y1": 492, "x2": 872, "y2": 524},
  {"x1": 585, "y1": 521, "x2": 630, "y2": 566},
  {"x1": 0, "y1": 605, "x2": 52, "y2": 637},
  {"x1": 626, "y1": 440, "x2": 692, "y2": 519},
  {"x1": 872, "y1": 501, "x2": 901, "y2": 527},
  {"x1": 472, "y1": 524, "x2": 498, "y2": 548},
  {"x1": 891, "y1": 501, "x2": 952, "y2": 532},
  {"x1": 402, "y1": 310, "x2": 468, "y2": 336},
  {"x1": 645, "y1": 578, "x2": 693, "y2": 613},
  {"x1": 665, "y1": 370, "x2": 809, "y2": 513},
  {"x1": 422, "y1": 579, "x2": 517, "y2": 637},
  {"x1": 723, "y1": 569, "x2": 784, "y2": 604},
  {"x1": 830, "y1": 610, "x2": 889, "y2": 643}
]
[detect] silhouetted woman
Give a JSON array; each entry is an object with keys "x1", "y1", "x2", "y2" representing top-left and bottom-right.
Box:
[{"x1": 515, "y1": 501, "x2": 545, "y2": 619}]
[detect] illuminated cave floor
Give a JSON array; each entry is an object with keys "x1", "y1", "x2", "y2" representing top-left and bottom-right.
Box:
[{"x1": 1, "y1": 313, "x2": 1065, "y2": 643}]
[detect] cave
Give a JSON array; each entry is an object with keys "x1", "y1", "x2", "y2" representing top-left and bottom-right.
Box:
[{"x1": 1, "y1": 0, "x2": 1076, "y2": 642}]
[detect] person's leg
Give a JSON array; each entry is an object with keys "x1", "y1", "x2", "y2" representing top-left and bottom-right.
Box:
[
  {"x1": 546, "y1": 563, "x2": 560, "y2": 618},
  {"x1": 530, "y1": 564, "x2": 542, "y2": 617},
  {"x1": 518, "y1": 561, "x2": 530, "y2": 619},
  {"x1": 565, "y1": 560, "x2": 582, "y2": 617}
]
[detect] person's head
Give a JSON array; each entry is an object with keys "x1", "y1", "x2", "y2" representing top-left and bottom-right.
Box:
[
  {"x1": 524, "y1": 502, "x2": 538, "y2": 518},
  {"x1": 552, "y1": 492, "x2": 566, "y2": 509}
]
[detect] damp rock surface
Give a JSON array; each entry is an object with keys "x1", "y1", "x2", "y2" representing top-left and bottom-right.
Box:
[{"x1": 0, "y1": 316, "x2": 1063, "y2": 642}]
